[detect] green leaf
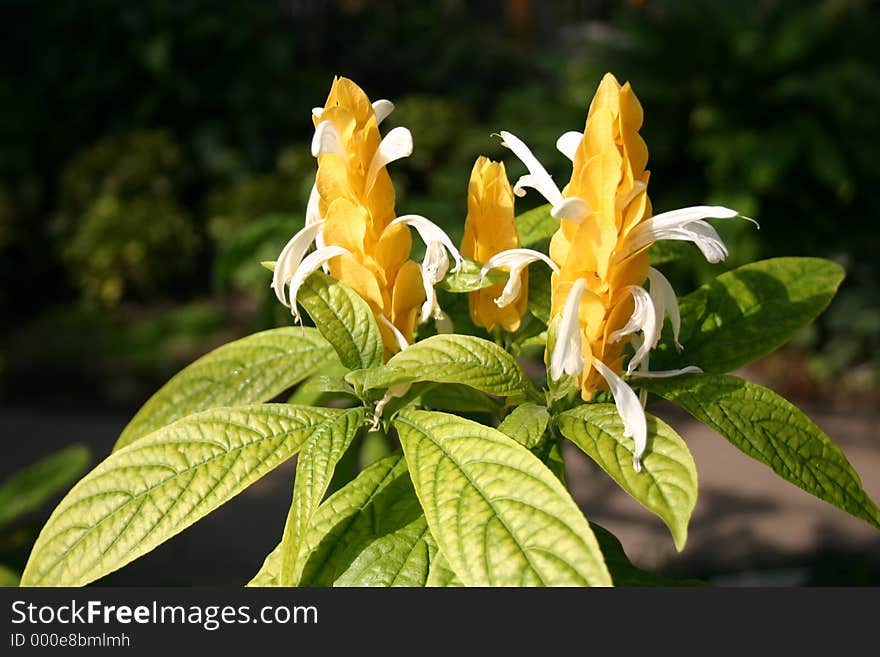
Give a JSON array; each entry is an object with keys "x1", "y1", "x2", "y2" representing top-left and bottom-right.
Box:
[
  {"x1": 425, "y1": 543, "x2": 463, "y2": 587},
  {"x1": 0, "y1": 564, "x2": 20, "y2": 587},
  {"x1": 365, "y1": 334, "x2": 540, "y2": 400},
  {"x1": 395, "y1": 409, "x2": 612, "y2": 586},
  {"x1": 248, "y1": 542, "x2": 282, "y2": 587},
  {"x1": 0, "y1": 444, "x2": 91, "y2": 528},
  {"x1": 590, "y1": 522, "x2": 706, "y2": 587},
  {"x1": 286, "y1": 359, "x2": 353, "y2": 406},
  {"x1": 437, "y1": 257, "x2": 506, "y2": 293},
  {"x1": 297, "y1": 271, "x2": 384, "y2": 370},
  {"x1": 114, "y1": 327, "x2": 333, "y2": 450},
  {"x1": 497, "y1": 403, "x2": 550, "y2": 449},
  {"x1": 515, "y1": 204, "x2": 556, "y2": 247},
  {"x1": 298, "y1": 453, "x2": 436, "y2": 586},
  {"x1": 557, "y1": 405, "x2": 698, "y2": 551},
  {"x1": 648, "y1": 240, "x2": 689, "y2": 266},
  {"x1": 526, "y1": 264, "x2": 551, "y2": 325},
  {"x1": 21, "y1": 404, "x2": 341, "y2": 586},
  {"x1": 640, "y1": 374, "x2": 880, "y2": 529},
  {"x1": 652, "y1": 257, "x2": 845, "y2": 373},
  {"x1": 418, "y1": 383, "x2": 500, "y2": 414},
  {"x1": 278, "y1": 408, "x2": 364, "y2": 585}
]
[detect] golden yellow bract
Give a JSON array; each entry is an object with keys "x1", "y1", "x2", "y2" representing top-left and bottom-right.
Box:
[
  {"x1": 461, "y1": 156, "x2": 528, "y2": 332},
  {"x1": 549, "y1": 73, "x2": 652, "y2": 399},
  {"x1": 314, "y1": 77, "x2": 425, "y2": 355}
]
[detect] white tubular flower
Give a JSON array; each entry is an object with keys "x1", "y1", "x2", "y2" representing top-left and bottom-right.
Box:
[
  {"x1": 389, "y1": 215, "x2": 465, "y2": 273},
  {"x1": 311, "y1": 120, "x2": 347, "y2": 161},
  {"x1": 499, "y1": 130, "x2": 591, "y2": 224},
  {"x1": 556, "y1": 131, "x2": 583, "y2": 161},
  {"x1": 365, "y1": 126, "x2": 413, "y2": 191},
  {"x1": 630, "y1": 366, "x2": 703, "y2": 379},
  {"x1": 550, "y1": 278, "x2": 587, "y2": 381},
  {"x1": 286, "y1": 246, "x2": 351, "y2": 323},
  {"x1": 271, "y1": 221, "x2": 325, "y2": 306},
  {"x1": 370, "y1": 382, "x2": 412, "y2": 431},
  {"x1": 418, "y1": 240, "x2": 450, "y2": 325},
  {"x1": 609, "y1": 286, "x2": 659, "y2": 375},
  {"x1": 372, "y1": 99, "x2": 395, "y2": 124},
  {"x1": 624, "y1": 205, "x2": 739, "y2": 263},
  {"x1": 647, "y1": 266, "x2": 681, "y2": 350},
  {"x1": 476, "y1": 248, "x2": 559, "y2": 308},
  {"x1": 592, "y1": 358, "x2": 648, "y2": 473}
]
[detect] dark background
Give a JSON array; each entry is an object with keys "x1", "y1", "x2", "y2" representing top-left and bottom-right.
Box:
[{"x1": 1, "y1": 0, "x2": 878, "y2": 585}]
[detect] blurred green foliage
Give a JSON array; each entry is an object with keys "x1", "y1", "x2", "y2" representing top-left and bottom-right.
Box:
[
  {"x1": 1, "y1": 0, "x2": 878, "y2": 401},
  {"x1": 58, "y1": 130, "x2": 198, "y2": 305}
]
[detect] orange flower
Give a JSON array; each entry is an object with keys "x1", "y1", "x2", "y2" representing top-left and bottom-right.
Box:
[
  {"x1": 272, "y1": 77, "x2": 426, "y2": 357},
  {"x1": 461, "y1": 156, "x2": 528, "y2": 332}
]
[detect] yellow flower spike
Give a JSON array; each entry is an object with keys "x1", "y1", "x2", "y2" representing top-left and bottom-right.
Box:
[
  {"x1": 461, "y1": 156, "x2": 529, "y2": 333},
  {"x1": 274, "y1": 76, "x2": 425, "y2": 358},
  {"x1": 500, "y1": 72, "x2": 743, "y2": 471}
]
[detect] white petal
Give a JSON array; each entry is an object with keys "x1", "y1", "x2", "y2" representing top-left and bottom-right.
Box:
[
  {"x1": 271, "y1": 221, "x2": 324, "y2": 306},
  {"x1": 479, "y1": 248, "x2": 559, "y2": 278},
  {"x1": 494, "y1": 270, "x2": 524, "y2": 308},
  {"x1": 556, "y1": 131, "x2": 583, "y2": 161},
  {"x1": 624, "y1": 205, "x2": 737, "y2": 263},
  {"x1": 477, "y1": 248, "x2": 559, "y2": 308},
  {"x1": 390, "y1": 214, "x2": 464, "y2": 273},
  {"x1": 499, "y1": 131, "x2": 563, "y2": 206},
  {"x1": 551, "y1": 196, "x2": 591, "y2": 224},
  {"x1": 311, "y1": 107, "x2": 324, "y2": 120},
  {"x1": 592, "y1": 358, "x2": 647, "y2": 473},
  {"x1": 304, "y1": 184, "x2": 328, "y2": 267},
  {"x1": 630, "y1": 366, "x2": 703, "y2": 379},
  {"x1": 378, "y1": 314, "x2": 409, "y2": 353},
  {"x1": 372, "y1": 99, "x2": 395, "y2": 124},
  {"x1": 287, "y1": 246, "x2": 350, "y2": 323},
  {"x1": 305, "y1": 183, "x2": 322, "y2": 226},
  {"x1": 419, "y1": 274, "x2": 437, "y2": 325},
  {"x1": 550, "y1": 278, "x2": 587, "y2": 381},
  {"x1": 422, "y1": 239, "x2": 450, "y2": 285},
  {"x1": 647, "y1": 267, "x2": 681, "y2": 349},
  {"x1": 365, "y1": 126, "x2": 413, "y2": 191},
  {"x1": 311, "y1": 120, "x2": 347, "y2": 160},
  {"x1": 608, "y1": 286, "x2": 658, "y2": 374}
]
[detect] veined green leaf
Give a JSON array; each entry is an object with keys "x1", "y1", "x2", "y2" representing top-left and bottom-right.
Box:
[
  {"x1": 557, "y1": 405, "x2": 698, "y2": 551},
  {"x1": 279, "y1": 408, "x2": 364, "y2": 585},
  {"x1": 652, "y1": 257, "x2": 844, "y2": 373},
  {"x1": 419, "y1": 383, "x2": 500, "y2": 414},
  {"x1": 590, "y1": 522, "x2": 706, "y2": 587},
  {"x1": 640, "y1": 374, "x2": 880, "y2": 529},
  {"x1": 498, "y1": 403, "x2": 550, "y2": 449},
  {"x1": 365, "y1": 334, "x2": 539, "y2": 400},
  {"x1": 648, "y1": 240, "x2": 689, "y2": 266},
  {"x1": 425, "y1": 541, "x2": 463, "y2": 587},
  {"x1": 22, "y1": 404, "x2": 341, "y2": 587},
  {"x1": 248, "y1": 542, "x2": 282, "y2": 587},
  {"x1": 515, "y1": 203, "x2": 556, "y2": 247},
  {"x1": 438, "y1": 257, "x2": 506, "y2": 293},
  {"x1": 114, "y1": 327, "x2": 333, "y2": 450},
  {"x1": 0, "y1": 444, "x2": 91, "y2": 528},
  {"x1": 395, "y1": 410, "x2": 612, "y2": 586},
  {"x1": 297, "y1": 271, "x2": 384, "y2": 370},
  {"x1": 298, "y1": 453, "x2": 436, "y2": 587},
  {"x1": 0, "y1": 564, "x2": 20, "y2": 587}
]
